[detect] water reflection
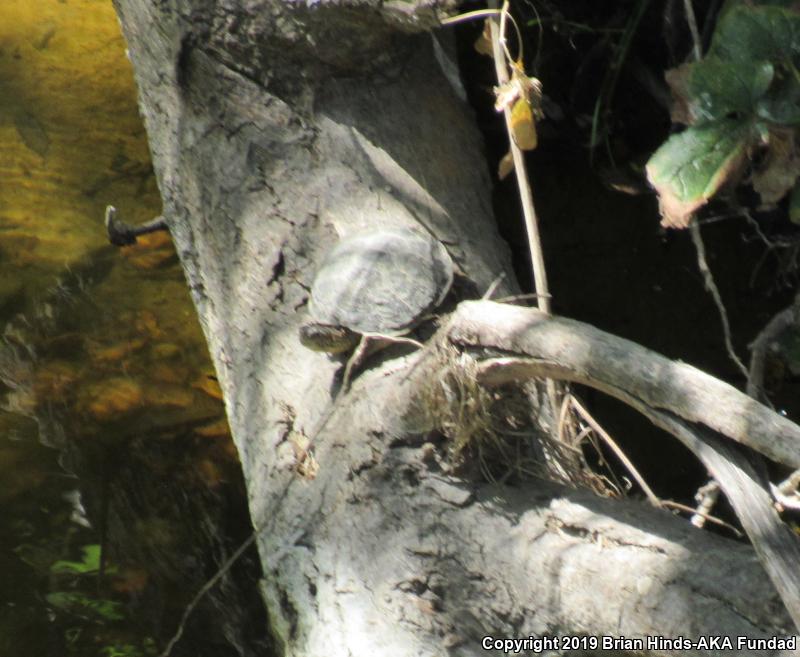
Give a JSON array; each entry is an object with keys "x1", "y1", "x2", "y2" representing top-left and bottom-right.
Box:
[{"x1": 0, "y1": 2, "x2": 265, "y2": 655}]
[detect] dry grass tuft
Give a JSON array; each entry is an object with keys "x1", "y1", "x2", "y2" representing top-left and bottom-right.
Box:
[{"x1": 412, "y1": 344, "x2": 614, "y2": 492}]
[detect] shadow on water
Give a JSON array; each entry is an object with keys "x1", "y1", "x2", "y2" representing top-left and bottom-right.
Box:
[{"x1": 0, "y1": 2, "x2": 269, "y2": 656}]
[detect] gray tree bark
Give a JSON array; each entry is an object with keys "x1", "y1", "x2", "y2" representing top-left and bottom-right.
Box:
[{"x1": 112, "y1": 1, "x2": 799, "y2": 655}]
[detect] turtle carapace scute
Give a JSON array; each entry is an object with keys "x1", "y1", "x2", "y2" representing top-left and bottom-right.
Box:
[{"x1": 299, "y1": 228, "x2": 454, "y2": 353}]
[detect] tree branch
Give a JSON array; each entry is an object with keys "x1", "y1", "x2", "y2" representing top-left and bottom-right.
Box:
[
  {"x1": 446, "y1": 299, "x2": 800, "y2": 629},
  {"x1": 448, "y1": 301, "x2": 800, "y2": 469}
]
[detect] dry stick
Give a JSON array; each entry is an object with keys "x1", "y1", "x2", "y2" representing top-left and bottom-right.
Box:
[
  {"x1": 689, "y1": 222, "x2": 749, "y2": 379},
  {"x1": 489, "y1": 350, "x2": 800, "y2": 629},
  {"x1": 488, "y1": 350, "x2": 800, "y2": 629},
  {"x1": 483, "y1": 272, "x2": 507, "y2": 300},
  {"x1": 492, "y1": 292, "x2": 547, "y2": 304},
  {"x1": 450, "y1": 301, "x2": 800, "y2": 468},
  {"x1": 446, "y1": 300, "x2": 800, "y2": 628},
  {"x1": 158, "y1": 514, "x2": 306, "y2": 656},
  {"x1": 682, "y1": 0, "x2": 702, "y2": 61},
  {"x1": 570, "y1": 395, "x2": 663, "y2": 508},
  {"x1": 690, "y1": 479, "x2": 720, "y2": 529},
  {"x1": 341, "y1": 333, "x2": 423, "y2": 393},
  {"x1": 487, "y1": 1, "x2": 563, "y2": 426},
  {"x1": 680, "y1": 2, "x2": 753, "y2": 537},
  {"x1": 773, "y1": 469, "x2": 800, "y2": 511},
  {"x1": 631, "y1": 409, "x2": 800, "y2": 632},
  {"x1": 550, "y1": 392, "x2": 586, "y2": 485},
  {"x1": 688, "y1": 222, "x2": 751, "y2": 529},
  {"x1": 660, "y1": 499, "x2": 743, "y2": 537},
  {"x1": 158, "y1": 532, "x2": 257, "y2": 657},
  {"x1": 439, "y1": 8, "x2": 503, "y2": 29},
  {"x1": 564, "y1": 403, "x2": 627, "y2": 497},
  {"x1": 487, "y1": 1, "x2": 550, "y2": 315}
]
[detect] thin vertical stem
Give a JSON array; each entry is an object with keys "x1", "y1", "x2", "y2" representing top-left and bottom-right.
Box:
[{"x1": 488, "y1": 0, "x2": 551, "y2": 314}]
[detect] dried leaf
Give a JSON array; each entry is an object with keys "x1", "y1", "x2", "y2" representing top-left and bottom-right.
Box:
[
  {"x1": 511, "y1": 60, "x2": 540, "y2": 97},
  {"x1": 752, "y1": 127, "x2": 800, "y2": 204},
  {"x1": 495, "y1": 64, "x2": 542, "y2": 113},
  {"x1": 665, "y1": 63, "x2": 694, "y2": 125},
  {"x1": 510, "y1": 97, "x2": 537, "y2": 150},
  {"x1": 474, "y1": 19, "x2": 493, "y2": 57},
  {"x1": 498, "y1": 151, "x2": 515, "y2": 179},
  {"x1": 494, "y1": 63, "x2": 543, "y2": 151},
  {"x1": 494, "y1": 79, "x2": 521, "y2": 112}
]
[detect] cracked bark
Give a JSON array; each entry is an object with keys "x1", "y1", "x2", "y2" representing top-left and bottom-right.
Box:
[{"x1": 113, "y1": 1, "x2": 799, "y2": 655}]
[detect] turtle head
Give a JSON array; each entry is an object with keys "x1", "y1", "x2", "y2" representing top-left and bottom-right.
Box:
[{"x1": 298, "y1": 322, "x2": 361, "y2": 354}]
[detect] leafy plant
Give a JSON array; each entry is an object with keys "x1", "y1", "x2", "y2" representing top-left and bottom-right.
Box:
[
  {"x1": 50, "y1": 543, "x2": 103, "y2": 575},
  {"x1": 45, "y1": 591, "x2": 125, "y2": 622},
  {"x1": 100, "y1": 639, "x2": 157, "y2": 657},
  {"x1": 646, "y1": 2, "x2": 800, "y2": 227}
]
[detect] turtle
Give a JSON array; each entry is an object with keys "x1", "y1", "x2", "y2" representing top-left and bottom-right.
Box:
[{"x1": 299, "y1": 227, "x2": 455, "y2": 354}]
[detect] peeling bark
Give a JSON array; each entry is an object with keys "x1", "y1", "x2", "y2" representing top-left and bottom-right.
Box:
[{"x1": 113, "y1": 1, "x2": 800, "y2": 655}]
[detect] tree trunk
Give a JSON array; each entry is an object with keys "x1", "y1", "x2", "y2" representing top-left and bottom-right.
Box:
[{"x1": 112, "y1": 1, "x2": 799, "y2": 655}]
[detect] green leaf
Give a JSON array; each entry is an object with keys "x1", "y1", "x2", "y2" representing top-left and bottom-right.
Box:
[
  {"x1": 710, "y1": 4, "x2": 800, "y2": 67},
  {"x1": 688, "y1": 57, "x2": 774, "y2": 121},
  {"x1": 756, "y1": 71, "x2": 800, "y2": 123},
  {"x1": 51, "y1": 544, "x2": 102, "y2": 575},
  {"x1": 46, "y1": 591, "x2": 125, "y2": 621},
  {"x1": 646, "y1": 120, "x2": 753, "y2": 227}
]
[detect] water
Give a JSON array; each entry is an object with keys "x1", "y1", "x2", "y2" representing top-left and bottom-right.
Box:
[{"x1": 0, "y1": 2, "x2": 266, "y2": 655}]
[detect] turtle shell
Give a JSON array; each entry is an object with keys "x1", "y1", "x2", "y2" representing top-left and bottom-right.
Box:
[{"x1": 309, "y1": 228, "x2": 454, "y2": 334}]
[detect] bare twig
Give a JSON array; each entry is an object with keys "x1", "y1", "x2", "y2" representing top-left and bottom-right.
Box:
[
  {"x1": 661, "y1": 499, "x2": 743, "y2": 537},
  {"x1": 492, "y1": 292, "x2": 547, "y2": 304},
  {"x1": 487, "y1": 1, "x2": 563, "y2": 423},
  {"x1": 449, "y1": 301, "x2": 800, "y2": 468},
  {"x1": 483, "y1": 273, "x2": 507, "y2": 299},
  {"x1": 487, "y1": 1, "x2": 550, "y2": 315},
  {"x1": 342, "y1": 333, "x2": 423, "y2": 391},
  {"x1": 772, "y1": 469, "x2": 800, "y2": 511},
  {"x1": 446, "y1": 299, "x2": 800, "y2": 628},
  {"x1": 689, "y1": 222, "x2": 750, "y2": 380},
  {"x1": 570, "y1": 396, "x2": 663, "y2": 508},
  {"x1": 681, "y1": 0, "x2": 702, "y2": 60},
  {"x1": 158, "y1": 532, "x2": 258, "y2": 657},
  {"x1": 691, "y1": 479, "x2": 720, "y2": 529},
  {"x1": 158, "y1": 522, "x2": 306, "y2": 657}
]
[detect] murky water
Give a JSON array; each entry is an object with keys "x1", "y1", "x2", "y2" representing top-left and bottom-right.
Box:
[{"x1": 0, "y1": 3, "x2": 264, "y2": 656}]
